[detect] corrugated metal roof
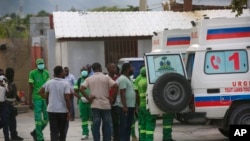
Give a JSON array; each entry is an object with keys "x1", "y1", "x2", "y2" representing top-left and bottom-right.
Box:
[
  {"x1": 53, "y1": 9, "x2": 250, "y2": 39},
  {"x1": 176, "y1": 0, "x2": 231, "y2": 6}
]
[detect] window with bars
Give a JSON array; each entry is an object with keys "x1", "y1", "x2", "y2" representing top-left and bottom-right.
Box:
[{"x1": 104, "y1": 38, "x2": 138, "y2": 65}]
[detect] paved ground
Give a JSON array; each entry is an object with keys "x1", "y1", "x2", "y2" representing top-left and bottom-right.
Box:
[{"x1": 0, "y1": 110, "x2": 229, "y2": 141}]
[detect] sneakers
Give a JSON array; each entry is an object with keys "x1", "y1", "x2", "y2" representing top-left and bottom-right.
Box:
[
  {"x1": 30, "y1": 130, "x2": 37, "y2": 141},
  {"x1": 81, "y1": 135, "x2": 88, "y2": 140},
  {"x1": 11, "y1": 136, "x2": 24, "y2": 141}
]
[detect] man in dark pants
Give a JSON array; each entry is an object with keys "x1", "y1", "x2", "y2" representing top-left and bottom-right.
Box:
[
  {"x1": 80, "y1": 63, "x2": 118, "y2": 141},
  {"x1": 5, "y1": 68, "x2": 23, "y2": 141},
  {"x1": 118, "y1": 63, "x2": 136, "y2": 141},
  {"x1": 107, "y1": 63, "x2": 120, "y2": 141},
  {"x1": 40, "y1": 66, "x2": 71, "y2": 141}
]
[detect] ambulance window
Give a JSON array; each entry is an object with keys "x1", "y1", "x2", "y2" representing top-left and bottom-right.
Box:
[
  {"x1": 146, "y1": 54, "x2": 185, "y2": 84},
  {"x1": 186, "y1": 53, "x2": 195, "y2": 80},
  {"x1": 205, "y1": 50, "x2": 248, "y2": 74}
]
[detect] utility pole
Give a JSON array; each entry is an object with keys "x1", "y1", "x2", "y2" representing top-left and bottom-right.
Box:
[
  {"x1": 19, "y1": 0, "x2": 24, "y2": 18},
  {"x1": 139, "y1": 0, "x2": 147, "y2": 11}
]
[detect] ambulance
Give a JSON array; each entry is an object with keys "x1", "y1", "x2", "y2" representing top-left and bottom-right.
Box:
[
  {"x1": 145, "y1": 16, "x2": 250, "y2": 137},
  {"x1": 145, "y1": 28, "x2": 191, "y2": 114}
]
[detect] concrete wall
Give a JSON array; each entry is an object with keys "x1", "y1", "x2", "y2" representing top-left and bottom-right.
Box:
[
  {"x1": 138, "y1": 39, "x2": 152, "y2": 57},
  {"x1": 51, "y1": 39, "x2": 151, "y2": 76},
  {"x1": 47, "y1": 30, "x2": 56, "y2": 77},
  {"x1": 29, "y1": 17, "x2": 50, "y2": 37},
  {"x1": 0, "y1": 38, "x2": 31, "y2": 101},
  {"x1": 67, "y1": 41, "x2": 105, "y2": 77}
]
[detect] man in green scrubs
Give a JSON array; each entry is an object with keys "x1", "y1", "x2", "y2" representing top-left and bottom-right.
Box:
[
  {"x1": 74, "y1": 66, "x2": 91, "y2": 140},
  {"x1": 29, "y1": 58, "x2": 50, "y2": 141}
]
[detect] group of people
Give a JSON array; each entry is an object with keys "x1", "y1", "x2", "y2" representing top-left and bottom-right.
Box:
[
  {"x1": 1, "y1": 58, "x2": 175, "y2": 141},
  {"x1": 76, "y1": 62, "x2": 175, "y2": 141},
  {"x1": 28, "y1": 59, "x2": 77, "y2": 141},
  {"x1": 0, "y1": 68, "x2": 23, "y2": 141}
]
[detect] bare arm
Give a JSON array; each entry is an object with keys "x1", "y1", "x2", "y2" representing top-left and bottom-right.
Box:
[
  {"x1": 135, "y1": 90, "x2": 140, "y2": 107},
  {"x1": 74, "y1": 89, "x2": 81, "y2": 99},
  {"x1": 110, "y1": 83, "x2": 119, "y2": 104},
  {"x1": 80, "y1": 85, "x2": 95, "y2": 102},
  {"x1": 120, "y1": 89, "x2": 128, "y2": 113},
  {"x1": 45, "y1": 92, "x2": 49, "y2": 105},
  {"x1": 64, "y1": 93, "x2": 71, "y2": 121},
  {"x1": 39, "y1": 87, "x2": 46, "y2": 99}
]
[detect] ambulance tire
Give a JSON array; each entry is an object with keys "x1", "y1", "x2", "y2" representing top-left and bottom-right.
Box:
[
  {"x1": 152, "y1": 73, "x2": 192, "y2": 113},
  {"x1": 229, "y1": 103, "x2": 250, "y2": 125},
  {"x1": 218, "y1": 128, "x2": 229, "y2": 137}
]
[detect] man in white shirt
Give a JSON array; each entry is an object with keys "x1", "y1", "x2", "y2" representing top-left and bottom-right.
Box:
[{"x1": 41, "y1": 66, "x2": 71, "y2": 141}]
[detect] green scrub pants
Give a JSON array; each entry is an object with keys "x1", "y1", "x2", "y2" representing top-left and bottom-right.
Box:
[
  {"x1": 131, "y1": 111, "x2": 138, "y2": 138},
  {"x1": 162, "y1": 113, "x2": 174, "y2": 141},
  {"x1": 139, "y1": 106, "x2": 157, "y2": 141},
  {"x1": 79, "y1": 101, "x2": 91, "y2": 136},
  {"x1": 33, "y1": 99, "x2": 48, "y2": 141}
]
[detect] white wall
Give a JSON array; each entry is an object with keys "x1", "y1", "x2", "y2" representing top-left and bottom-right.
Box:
[
  {"x1": 50, "y1": 39, "x2": 151, "y2": 76},
  {"x1": 138, "y1": 39, "x2": 152, "y2": 57},
  {"x1": 66, "y1": 41, "x2": 105, "y2": 78},
  {"x1": 47, "y1": 30, "x2": 56, "y2": 77}
]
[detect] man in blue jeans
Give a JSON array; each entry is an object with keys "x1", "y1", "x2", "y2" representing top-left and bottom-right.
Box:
[
  {"x1": 80, "y1": 62, "x2": 118, "y2": 141},
  {"x1": 118, "y1": 63, "x2": 136, "y2": 141}
]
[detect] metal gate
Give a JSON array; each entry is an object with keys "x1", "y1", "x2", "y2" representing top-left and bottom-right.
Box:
[{"x1": 104, "y1": 38, "x2": 138, "y2": 65}]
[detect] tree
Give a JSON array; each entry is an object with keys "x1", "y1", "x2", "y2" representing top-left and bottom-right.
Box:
[
  {"x1": 89, "y1": 5, "x2": 139, "y2": 12},
  {"x1": 185, "y1": 0, "x2": 249, "y2": 16},
  {"x1": 37, "y1": 10, "x2": 50, "y2": 17},
  {"x1": 231, "y1": 0, "x2": 248, "y2": 16},
  {"x1": 69, "y1": 7, "x2": 78, "y2": 12}
]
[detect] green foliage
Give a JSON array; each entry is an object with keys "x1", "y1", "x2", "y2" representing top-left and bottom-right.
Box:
[
  {"x1": 37, "y1": 10, "x2": 50, "y2": 17},
  {"x1": 0, "y1": 10, "x2": 51, "y2": 38},
  {"x1": 89, "y1": 5, "x2": 139, "y2": 12},
  {"x1": 231, "y1": 0, "x2": 248, "y2": 16},
  {"x1": 69, "y1": 7, "x2": 78, "y2": 12},
  {"x1": 0, "y1": 15, "x2": 29, "y2": 38}
]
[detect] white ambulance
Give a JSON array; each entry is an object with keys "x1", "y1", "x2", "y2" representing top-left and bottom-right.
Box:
[
  {"x1": 145, "y1": 16, "x2": 250, "y2": 137},
  {"x1": 145, "y1": 28, "x2": 191, "y2": 114}
]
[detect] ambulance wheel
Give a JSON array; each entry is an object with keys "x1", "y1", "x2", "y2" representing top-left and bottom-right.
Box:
[
  {"x1": 218, "y1": 128, "x2": 229, "y2": 137},
  {"x1": 152, "y1": 73, "x2": 192, "y2": 113},
  {"x1": 229, "y1": 103, "x2": 250, "y2": 125}
]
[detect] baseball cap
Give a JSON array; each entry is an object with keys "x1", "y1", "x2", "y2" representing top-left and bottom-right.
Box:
[{"x1": 36, "y1": 58, "x2": 44, "y2": 65}]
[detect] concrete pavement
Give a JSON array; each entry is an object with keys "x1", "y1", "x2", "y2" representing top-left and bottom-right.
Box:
[{"x1": 0, "y1": 110, "x2": 228, "y2": 141}]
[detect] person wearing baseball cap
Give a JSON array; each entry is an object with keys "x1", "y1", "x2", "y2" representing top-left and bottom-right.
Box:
[{"x1": 29, "y1": 58, "x2": 50, "y2": 141}]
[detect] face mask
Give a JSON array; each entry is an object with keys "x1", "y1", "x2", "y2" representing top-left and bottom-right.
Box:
[
  {"x1": 81, "y1": 70, "x2": 88, "y2": 77},
  {"x1": 37, "y1": 64, "x2": 45, "y2": 70}
]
